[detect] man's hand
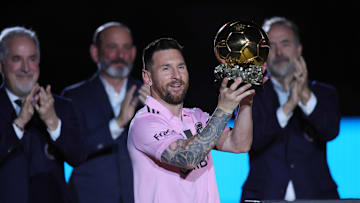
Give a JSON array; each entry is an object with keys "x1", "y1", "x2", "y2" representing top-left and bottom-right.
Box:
[
  {"x1": 138, "y1": 84, "x2": 150, "y2": 105},
  {"x1": 115, "y1": 85, "x2": 139, "y2": 128},
  {"x1": 293, "y1": 56, "x2": 311, "y2": 104},
  {"x1": 14, "y1": 83, "x2": 40, "y2": 130},
  {"x1": 217, "y1": 77, "x2": 255, "y2": 114},
  {"x1": 34, "y1": 85, "x2": 59, "y2": 131},
  {"x1": 283, "y1": 56, "x2": 311, "y2": 115}
]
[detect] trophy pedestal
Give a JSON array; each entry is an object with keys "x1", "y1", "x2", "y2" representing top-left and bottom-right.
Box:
[{"x1": 214, "y1": 64, "x2": 265, "y2": 92}]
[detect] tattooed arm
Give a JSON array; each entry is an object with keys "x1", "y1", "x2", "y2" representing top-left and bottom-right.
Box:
[
  {"x1": 161, "y1": 77, "x2": 255, "y2": 169},
  {"x1": 161, "y1": 108, "x2": 232, "y2": 169},
  {"x1": 216, "y1": 98, "x2": 253, "y2": 153}
]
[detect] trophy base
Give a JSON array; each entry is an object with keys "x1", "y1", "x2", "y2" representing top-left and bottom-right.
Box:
[
  {"x1": 213, "y1": 78, "x2": 264, "y2": 94},
  {"x1": 214, "y1": 64, "x2": 264, "y2": 92},
  {"x1": 224, "y1": 79, "x2": 264, "y2": 92}
]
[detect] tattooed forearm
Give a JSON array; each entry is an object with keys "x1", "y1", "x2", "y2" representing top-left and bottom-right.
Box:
[{"x1": 161, "y1": 108, "x2": 232, "y2": 169}]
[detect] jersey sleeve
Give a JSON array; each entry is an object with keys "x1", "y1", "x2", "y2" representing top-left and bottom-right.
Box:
[
  {"x1": 192, "y1": 108, "x2": 210, "y2": 128},
  {"x1": 129, "y1": 114, "x2": 184, "y2": 161},
  {"x1": 194, "y1": 108, "x2": 210, "y2": 124}
]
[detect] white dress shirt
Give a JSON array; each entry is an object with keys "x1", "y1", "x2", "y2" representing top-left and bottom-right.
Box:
[
  {"x1": 271, "y1": 78, "x2": 317, "y2": 201},
  {"x1": 99, "y1": 76, "x2": 128, "y2": 140},
  {"x1": 6, "y1": 88, "x2": 61, "y2": 141}
]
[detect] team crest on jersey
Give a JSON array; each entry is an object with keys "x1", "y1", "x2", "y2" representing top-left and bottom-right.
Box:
[{"x1": 195, "y1": 122, "x2": 203, "y2": 134}]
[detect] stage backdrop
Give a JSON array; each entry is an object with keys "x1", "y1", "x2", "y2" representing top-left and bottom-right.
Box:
[{"x1": 64, "y1": 117, "x2": 360, "y2": 203}]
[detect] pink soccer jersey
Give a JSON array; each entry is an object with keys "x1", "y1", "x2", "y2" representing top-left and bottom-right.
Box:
[{"x1": 127, "y1": 96, "x2": 220, "y2": 203}]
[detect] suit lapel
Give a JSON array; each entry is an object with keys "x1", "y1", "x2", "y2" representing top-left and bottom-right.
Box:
[
  {"x1": 90, "y1": 74, "x2": 115, "y2": 119},
  {"x1": 0, "y1": 86, "x2": 18, "y2": 122},
  {"x1": 260, "y1": 81, "x2": 281, "y2": 112},
  {"x1": 0, "y1": 85, "x2": 33, "y2": 161}
]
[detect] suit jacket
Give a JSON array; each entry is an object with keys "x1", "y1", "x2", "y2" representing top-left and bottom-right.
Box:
[
  {"x1": 61, "y1": 72, "x2": 143, "y2": 203},
  {"x1": 241, "y1": 80, "x2": 340, "y2": 202},
  {"x1": 0, "y1": 84, "x2": 84, "y2": 203}
]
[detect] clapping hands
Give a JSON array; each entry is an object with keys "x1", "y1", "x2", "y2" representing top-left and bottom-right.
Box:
[{"x1": 15, "y1": 83, "x2": 59, "y2": 130}]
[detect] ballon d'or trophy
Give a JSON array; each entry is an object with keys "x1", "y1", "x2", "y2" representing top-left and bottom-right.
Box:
[{"x1": 214, "y1": 20, "x2": 270, "y2": 88}]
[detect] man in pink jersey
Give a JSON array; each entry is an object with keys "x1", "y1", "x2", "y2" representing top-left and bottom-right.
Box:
[{"x1": 128, "y1": 38, "x2": 257, "y2": 203}]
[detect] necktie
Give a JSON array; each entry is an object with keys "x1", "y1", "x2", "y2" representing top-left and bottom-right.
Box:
[
  {"x1": 14, "y1": 99, "x2": 22, "y2": 106},
  {"x1": 14, "y1": 99, "x2": 22, "y2": 114}
]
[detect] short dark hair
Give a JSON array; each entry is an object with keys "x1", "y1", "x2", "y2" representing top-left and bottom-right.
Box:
[
  {"x1": 92, "y1": 21, "x2": 131, "y2": 48},
  {"x1": 142, "y1": 37, "x2": 184, "y2": 70},
  {"x1": 262, "y1": 16, "x2": 301, "y2": 45}
]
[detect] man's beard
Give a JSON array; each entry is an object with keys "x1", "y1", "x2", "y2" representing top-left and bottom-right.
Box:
[
  {"x1": 98, "y1": 57, "x2": 133, "y2": 78},
  {"x1": 153, "y1": 79, "x2": 189, "y2": 105},
  {"x1": 16, "y1": 81, "x2": 35, "y2": 95},
  {"x1": 9, "y1": 72, "x2": 36, "y2": 96},
  {"x1": 267, "y1": 56, "x2": 295, "y2": 79}
]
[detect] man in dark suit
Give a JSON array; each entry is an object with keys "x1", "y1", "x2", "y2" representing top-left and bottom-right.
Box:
[
  {"x1": 61, "y1": 22, "x2": 149, "y2": 203},
  {"x1": 240, "y1": 17, "x2": 340, "y2": 202},
  {"x1": 0, "y1": 26, "x2": 84, "y2": 203}
]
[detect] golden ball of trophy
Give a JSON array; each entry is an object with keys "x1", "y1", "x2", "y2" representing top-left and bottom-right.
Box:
[{"x1": 214, "y1": 20, "x2": 270, "y2": 86}]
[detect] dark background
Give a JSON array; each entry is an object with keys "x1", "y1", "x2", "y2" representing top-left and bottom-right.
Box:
[{"x1": 2, "y1": 2, "x2": 358, "y2": 116}]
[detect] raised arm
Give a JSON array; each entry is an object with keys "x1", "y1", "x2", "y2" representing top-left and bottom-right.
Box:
[
  {"x1": 160, "y1": 77, "x2": 255, "y2": 169},
  {"x1": 216, "y1": 93, "x2": 253, "y2": 153}
]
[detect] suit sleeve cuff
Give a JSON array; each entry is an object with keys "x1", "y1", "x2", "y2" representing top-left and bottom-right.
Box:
[
  {"x1": 109, "y1": 119, "x2": 124, "y2": 140},
  {"x1": 298, "y1": 92, "x2": 317, "y2": 116},
  {"x1": 276, "y1": 107, "x2": 293, "y2": 128},
  {"x1": 12, "y1": 123, "x2": 24, "y2": 139},
  {"x1": 48, "y1": 119, "x2": 62, "y2": 141}
]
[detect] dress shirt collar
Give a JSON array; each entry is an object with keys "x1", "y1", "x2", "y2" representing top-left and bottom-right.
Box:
[
  {"x1": 99, "y1": 75, "x2": 128, "y2": 116},
  {"x1": 5, "y1": 88, "x2": 22, "y2": 115},
  {"x1": 270, "y1": 77, "x2": 289, "y2": 106}
]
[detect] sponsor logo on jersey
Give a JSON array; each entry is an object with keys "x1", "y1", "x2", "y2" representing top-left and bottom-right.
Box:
[
  {"x1": 153, "y1": 129, "x2": 177, "y2": 141},
  {"x1": 180, "y1": 155, "x2": 210, "y2": 177}
]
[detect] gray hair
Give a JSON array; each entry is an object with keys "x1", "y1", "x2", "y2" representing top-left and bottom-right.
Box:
[
  {"x1": 0, "y1": 26, "x2": 40, "y2": 64},
  {"x1": 92, "y1": 21, "x2": 132, "y2": 48},
  {"x1": 262, "y1": 16, "x2": 301, "y2": 45}
]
